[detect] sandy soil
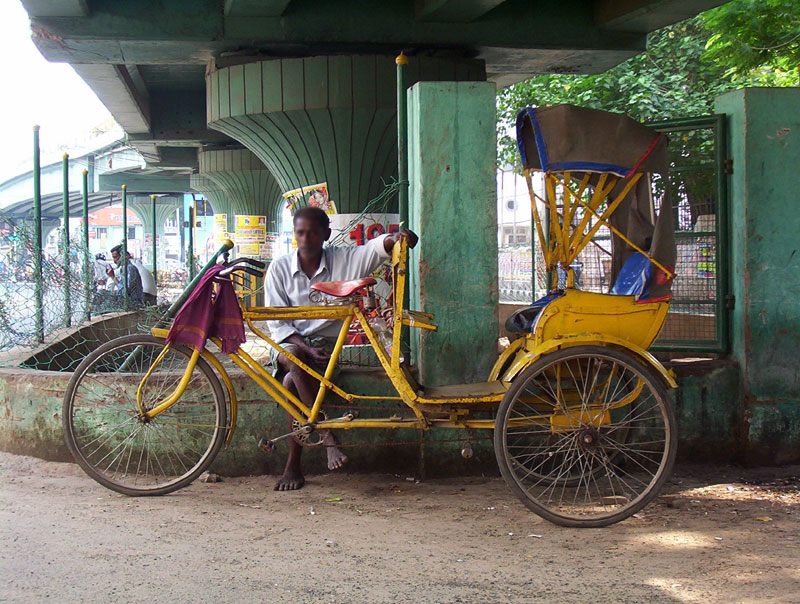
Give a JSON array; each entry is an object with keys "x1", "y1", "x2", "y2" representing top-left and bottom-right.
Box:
[{"x1": 1, "y1": 451, "x2": 799, "y2": 604}]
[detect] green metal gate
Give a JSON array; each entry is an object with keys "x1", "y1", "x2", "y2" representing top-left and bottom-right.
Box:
[{"x1": 649, "y1": 115, "x2": 729, "y2": 353}]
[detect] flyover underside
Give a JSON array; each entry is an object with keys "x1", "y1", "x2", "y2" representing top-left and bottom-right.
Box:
[
  {"x1": 206, "y1": 55, "x2": 486, "y2": 214},
  {"x1": 197, "y1": 148, "x2": 283, "y2": 232}
]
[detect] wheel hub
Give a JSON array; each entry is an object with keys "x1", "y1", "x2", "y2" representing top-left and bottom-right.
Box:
[{"x1": 577, "y1": 426, "x2": 600, "y2": 449}]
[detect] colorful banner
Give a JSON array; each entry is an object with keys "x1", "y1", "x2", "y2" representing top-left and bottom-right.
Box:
[
  {"x1": 328, "y1": 213, "x2": 400, "y2": 247},
  {"x1": 260, "y1": 233, "x2": 280, "y2": 261},
  {"x1": 283, "y1": 182, "x2": 337, "y2": 215}
]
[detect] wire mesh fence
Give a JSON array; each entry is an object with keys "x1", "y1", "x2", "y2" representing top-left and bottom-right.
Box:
[{"x1": 0, "y1": 209, "x2": 180, "y2": 370}]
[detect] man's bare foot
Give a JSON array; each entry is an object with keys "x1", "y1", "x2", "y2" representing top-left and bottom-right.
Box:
[
  {"x1": 274, "y1": 469, "x2": 305, "y2": 491},
  {"x1": 322, "y1": 431, "x2": 348, "y2": 471}
]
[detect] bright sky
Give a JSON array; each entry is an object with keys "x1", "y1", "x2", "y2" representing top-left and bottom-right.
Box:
[{"x1": 0, "y1": 1, "x2": 112, "y2": 182}]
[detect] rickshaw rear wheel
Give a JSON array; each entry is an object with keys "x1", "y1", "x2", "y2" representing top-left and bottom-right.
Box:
[{"x1": 494, "y1": 345, "x2": 676, "y2": 528}]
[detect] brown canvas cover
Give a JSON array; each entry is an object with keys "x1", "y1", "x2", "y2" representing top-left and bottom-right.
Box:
[{"x1": 516, "y1": 105, "x2": 676, "y2": 298}]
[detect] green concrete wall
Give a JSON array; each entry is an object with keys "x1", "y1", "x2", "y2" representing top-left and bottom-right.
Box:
[
  {"x1": 0, "y1": 363, "x2": 743, "y2": 474},
  {"x1": 0, "y1": 367, "x2": 490, "y2": 477},
  {"x1": 407, "y1": 81, "x2": 499, "y2": 385},
  {"x1": 715, "y1": 88, "x2": 800, "y2": 463}
]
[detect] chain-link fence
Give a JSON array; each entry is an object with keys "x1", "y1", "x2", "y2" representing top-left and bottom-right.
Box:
[{"x1": 0, "y1": 209, "x2": 180, "y2": 371}]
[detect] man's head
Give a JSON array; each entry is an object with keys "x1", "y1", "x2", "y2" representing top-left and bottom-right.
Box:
[
  {"x1": 110, "y1": 244, "x2": 122, "y2": 264},
  {"x1": 293, "y1": 207, "x2": 330, "y2": 254},
  {"x1": 109, "y1": 244, "x2": 132, "y2": 264}
]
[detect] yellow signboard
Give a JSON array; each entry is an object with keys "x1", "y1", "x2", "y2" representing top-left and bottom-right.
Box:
[
  {"x1": 235, "y1": 215, "x2": 267, "y2": 256},
  {"x1": 213, "y1": 214, "x2": 228, "y2": 244}
]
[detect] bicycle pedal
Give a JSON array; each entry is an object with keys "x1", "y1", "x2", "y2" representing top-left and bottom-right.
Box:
[{"x1": 258, "y1": 437, "x2": 276, "y2": 453}]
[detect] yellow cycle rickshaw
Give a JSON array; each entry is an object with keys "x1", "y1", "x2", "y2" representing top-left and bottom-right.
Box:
[{"x1": 63, "y1": 104, "x2": 678, "y2": 528}]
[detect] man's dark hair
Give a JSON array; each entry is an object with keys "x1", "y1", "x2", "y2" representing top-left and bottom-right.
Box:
[
  {"x1": 110, "y1": 243, "x2": 123, "y2": 255},
  {"x1": 293, "y1": 206, "x2": 330, "y2": 230}
]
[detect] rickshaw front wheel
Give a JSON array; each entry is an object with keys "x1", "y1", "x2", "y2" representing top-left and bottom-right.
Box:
[{"x1": 494, "y1": 345, "x2": 676, "y2": 528}]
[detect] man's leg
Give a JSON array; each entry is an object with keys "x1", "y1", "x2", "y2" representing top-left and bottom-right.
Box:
[{"x1": 273, "y1": 347, "x2": 348, "y2": 491}]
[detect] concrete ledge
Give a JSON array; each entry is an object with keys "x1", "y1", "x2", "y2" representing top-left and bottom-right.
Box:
[{"x1": 2, "y1": 357, "x2": 797, "y2": 473}]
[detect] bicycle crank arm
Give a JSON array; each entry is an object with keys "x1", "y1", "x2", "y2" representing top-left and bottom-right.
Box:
[{"x1": 257, "y1": 424, "x2": 314, "y2": 453}]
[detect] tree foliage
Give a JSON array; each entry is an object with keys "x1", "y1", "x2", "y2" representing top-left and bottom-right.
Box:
[
  {"x1": 702, "y1": 0, "x2": 800, "y2": 76},
  {"x1": 497, "y1": 1, "x2": 798, "y2": 167}
]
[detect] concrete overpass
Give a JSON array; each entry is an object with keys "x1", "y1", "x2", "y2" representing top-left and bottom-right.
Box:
[{"x1": 20, "y1": 0, "x2": 730, "y2": 220}]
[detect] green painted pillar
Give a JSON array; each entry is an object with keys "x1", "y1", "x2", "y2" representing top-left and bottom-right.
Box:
[
  {"x1": 189, "y1": 173, "x2": 235, "y2": 235},
  {"x1": 408, "y1": 82, "x2": 498, "y2": 386},
  {"x1": 128, "y1": 194, "x2": 181, "y2": 266},
  {"x1": 715, "y1": 88, "x2": 800, "y2": 462},
  {"x1": 198, "y1": 148, "x2": 282, "y2": 233},
  {"x1": 206, "y1": 56, "x2": 485, "y2": 213}
]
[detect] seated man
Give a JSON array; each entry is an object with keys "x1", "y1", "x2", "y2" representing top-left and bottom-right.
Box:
[
  {"x1": 106, "y1": 243, "x2": 144, "y2": 306},
  {"x1": 265, "y1": 206, "x2": 417, "y2": 491}
]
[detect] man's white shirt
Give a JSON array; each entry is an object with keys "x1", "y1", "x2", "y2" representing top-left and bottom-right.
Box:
[
  {"x1": 130, "y1": 258, "x2": 157, "y2": 296},
  {"x1": 264, "y1": 234, "x2": 389, "y2": 343}
]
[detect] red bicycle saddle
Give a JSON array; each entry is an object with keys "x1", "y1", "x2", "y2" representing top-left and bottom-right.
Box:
[{"x1": 310, "y1": 277, "x2": 376, "y2": 297}]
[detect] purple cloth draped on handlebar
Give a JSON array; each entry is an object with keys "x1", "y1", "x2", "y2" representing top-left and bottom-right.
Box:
[{"x1": 166, "y1": 265, "x2": 246, "y2": 353}]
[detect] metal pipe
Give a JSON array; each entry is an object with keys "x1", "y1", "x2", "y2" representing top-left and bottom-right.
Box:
[
  {"x1": 122, "y1": 184, "x2": 128, "y2": 306},
  {"x1": 32, "y1": 126, "x2": 44, "y2": 343},
  {"x1": 714, "y1": 113, "x2": 730, "y2": 353},
  {"x1": 62, "y1": 153, "x2": 71, "y2": 328},
  {"x1": 188, "y1": 201, "x2": 195, "y2": 281},
  {"x1": 396, "y1": 51, "x2": 409, "y2": 226},
  {"x1": 151, "y1": 194, "x2": 157, "y2": 291},
  {"x1": 396, "y1": 51, "x2": 410, "y2": 357},
  {"x1": 82, "y1": 170, "x2": 90, "y2": 322}
]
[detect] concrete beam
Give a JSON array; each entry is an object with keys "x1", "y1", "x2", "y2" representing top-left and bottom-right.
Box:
[
  {"x1": 20, "y1": 0, "x2": 88, "y2": 17},
  {"x1": 224, "y1": 0, "x2": 292, "y2": 16},
  {"x1": 70, "y1": 64, "x2": 150, "y2": 134},
  {"x1": 595, "y1": 0, "x2": 731, "y2": 33},
  {"x1": 416, "y1": 0, "x2": 506, "y2": 22},
  {"x1": 29, "y1": 1, "x2": 645, "y2": 67},
  {"x1": 98, "y1": 172, "x2": 189, "y2": 194}
]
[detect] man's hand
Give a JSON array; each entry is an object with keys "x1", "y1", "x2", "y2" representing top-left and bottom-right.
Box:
[
  {"x1": 303, "y1": 343, "x2": 331, "y2": 367},
  {"x1": 106, "y1": 266, "x2": 114, "y2": 278},
  {"x1": 383, "y1": 228, "x2": 419, "y2": 253}
]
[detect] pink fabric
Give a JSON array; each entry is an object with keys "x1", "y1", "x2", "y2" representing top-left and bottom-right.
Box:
[{"x1": 166, "y1": 265, "x2": 245, "y2": 354}]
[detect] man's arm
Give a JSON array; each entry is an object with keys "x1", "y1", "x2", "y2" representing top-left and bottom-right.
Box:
[
  {"x1": 264, "y1": 261, "x2": 300, "y2": 344},
  {"x1": 382, "y1": 229, "x2": 418, "y2": 254}
]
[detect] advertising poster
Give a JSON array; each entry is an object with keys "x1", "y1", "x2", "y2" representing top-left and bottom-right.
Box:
[
  {"x1": 260, "y1": 233, "x2": 280, "y2": 261},
  {"x1": 213, "y1": 214, "x2": 228, "y2": 244},
  {"x1": 328, "y1": 213, "x2": 400, "y2": 247},
  {"x1": 283, "y1": 182, "x2": 337, "y2": 215},
  {"x1": 235, "y1": 215, "x2": 267, "y2": 257}
]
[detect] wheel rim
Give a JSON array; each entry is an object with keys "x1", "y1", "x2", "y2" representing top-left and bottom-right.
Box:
[
  {"x1": 500, "y1": 350, "x2": 672, "y2": 523},
  {"x1": 66, "y1": 339, "x2": 224, "y2": 493}
]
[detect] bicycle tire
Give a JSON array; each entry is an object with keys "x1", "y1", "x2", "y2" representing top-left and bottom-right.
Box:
[
  {"x1": 63, "y1": 335, "x2": 227, "y2": 496},
  {"x1": 494, "y1": 345, "x2": 676, "y2": 528}
]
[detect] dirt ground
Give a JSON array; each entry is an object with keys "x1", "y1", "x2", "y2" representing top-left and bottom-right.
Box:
[{"x1": 1, "y1": 452, "x2": 799, "y2": 604}]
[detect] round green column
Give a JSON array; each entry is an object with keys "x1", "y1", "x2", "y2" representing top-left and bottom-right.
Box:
[
  {"x1": 206, "y1": 55, "x2": 485, "y2": 214},
  {"x1": 128, "y1": 195, "x2": 182, "y2": 266},
  {"x1": 197, "y1": 147, "x2": 283, "y2": 232},
  {"x1": 189, "y1": 173, "x2": 235, "y2": 235}
]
